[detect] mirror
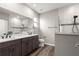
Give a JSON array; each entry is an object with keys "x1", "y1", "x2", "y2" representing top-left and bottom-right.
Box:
[
  {"x1": 0, "y1": 7, "x2": 35, "y2": 35},
  {"x1": 9, "y1": 14, "x2": 34, "y2": 34}
]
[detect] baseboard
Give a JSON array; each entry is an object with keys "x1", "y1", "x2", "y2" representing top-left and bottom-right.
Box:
[{"x1": 44, "y1": 43, "x2": 55, "y2": 47}]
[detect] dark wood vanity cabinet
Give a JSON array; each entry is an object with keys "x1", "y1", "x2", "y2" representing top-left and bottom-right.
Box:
[
  {"x1": 0, "y1": 35, "x2": 39, "y2": 56},
  {"x1": 22, "y1": 37, "x2": 33, "y2": 56},
  {"x1": 32, "y1": 36, "x2": 39, "y2": 50},
  {"x1": 0, "y1": 40, "x2": 21, "y2": 56},
  {"x1": 22, "y1": 35, "x2": 40, "y2": 56}
]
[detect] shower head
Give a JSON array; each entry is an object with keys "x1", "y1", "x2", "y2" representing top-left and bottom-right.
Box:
[{"x1": 73, "y1": 15, "x2": 78, "y2": 18}]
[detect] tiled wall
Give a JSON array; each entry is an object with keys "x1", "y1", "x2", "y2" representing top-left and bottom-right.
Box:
[{"x1": 58, "y1": 4, "x2": 79, "y2": 33}]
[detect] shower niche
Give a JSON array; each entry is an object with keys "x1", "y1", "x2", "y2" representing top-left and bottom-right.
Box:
[{"x1": 59, "y1": 15, "x2": 79, "y2": 33}]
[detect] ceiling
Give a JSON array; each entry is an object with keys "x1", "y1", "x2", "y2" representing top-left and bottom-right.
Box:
[{"x1": 26, "y1": 3, "x2": 75, "y2": 14}]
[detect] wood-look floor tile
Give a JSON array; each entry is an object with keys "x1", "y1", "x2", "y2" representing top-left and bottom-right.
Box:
[{"x1": 30, "y1": 45, "x2": 55, "y2": 56}]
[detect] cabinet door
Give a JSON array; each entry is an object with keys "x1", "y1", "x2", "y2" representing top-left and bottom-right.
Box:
[
  {"x1": 22, "y1": 37, "x2": 33, "y2": 56},
  {"x1": 8, "y1": 44, "x2": 21, "y2": 56},
  {"x1": 22, "y1": 36, "x2": 39, "y2": 56},
  {"x1": 32, "y1": 36, "x2": 39, "y2": 50},
  {"x1": 28, "y1": 38, "x2": 33, "y2": 53},
  {"x1": 0, "y1": 45, "x2": 18, "y2": 56},
  {"x1": 9, "y1": 40, "x2": 21, "y2": 56},
  {"x1": 0, "y1": 40, "x2": 21, "y2": 56},
  {"x1": 0, "y1": 46, "x2": 11, "y2": 56},
  {"x1": 22, "y1": 39, "x2": 30, "y2": 56}
]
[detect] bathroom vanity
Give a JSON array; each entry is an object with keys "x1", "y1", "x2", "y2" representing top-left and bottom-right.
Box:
[
  {"x1": 0, "y1": 5, "x2": 40, "y2": 56},
  {"x1": 0, "y1": 34, "x2": 39, "y2": 56},
  {"x1": 55, "y1": 33, "x2": 79, "y2": 56}
]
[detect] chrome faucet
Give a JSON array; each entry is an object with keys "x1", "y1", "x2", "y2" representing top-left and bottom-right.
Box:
[{"x1": 0, "y1": 31, "x2": 13, "y2": 39}]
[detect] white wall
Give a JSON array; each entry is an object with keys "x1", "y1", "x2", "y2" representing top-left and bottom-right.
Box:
[
  {"x1": 40, "y1": 9, "x2": 59, "y2": 45},
  {"x1": 58, "y1": 4, "x2": 79, "y2": 33}
]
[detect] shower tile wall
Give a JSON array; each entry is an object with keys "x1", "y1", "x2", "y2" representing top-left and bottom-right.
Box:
[{"x1": 58, "y1": 4, "x2": 79, "y2": 33}]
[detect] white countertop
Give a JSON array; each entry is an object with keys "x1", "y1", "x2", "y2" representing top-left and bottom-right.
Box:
[
  {"x1": 55, "y1": 32, "x2": 79, "y2": 36},
  {"x1": 0, "y1": 34, "x2": 38, "y2": 43}
]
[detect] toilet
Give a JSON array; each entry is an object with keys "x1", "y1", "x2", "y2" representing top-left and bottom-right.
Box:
[{"x1": 39, "y1": 39, "x2": 45, "y2": 47}]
